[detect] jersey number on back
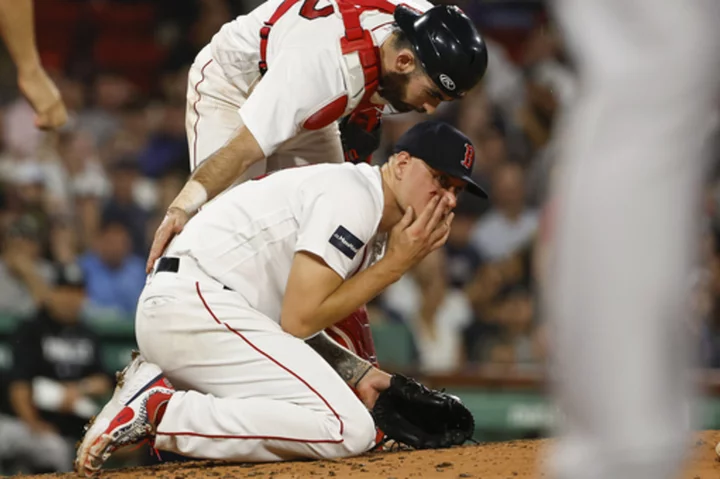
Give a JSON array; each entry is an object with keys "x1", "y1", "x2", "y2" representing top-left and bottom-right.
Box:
[{"x1": 300, "y1": 0, "x2": 334, "y2": 19}]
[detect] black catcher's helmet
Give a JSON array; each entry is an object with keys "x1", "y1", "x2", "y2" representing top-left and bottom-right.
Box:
[{"x1": 394, "y1": 4, "x2": 488, "y2": 98}]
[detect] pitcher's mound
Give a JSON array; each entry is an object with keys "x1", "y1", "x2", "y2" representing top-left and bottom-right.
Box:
[{"x1": 27, "y1": 430, "x2": 720, "y2": 478}]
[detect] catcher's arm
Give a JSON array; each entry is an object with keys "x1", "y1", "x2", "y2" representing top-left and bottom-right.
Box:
[
  {"x1": 306, "y1": 332, "x2": 390, "y2": 407},
  {"x1": 146, "y1": 126, "x2": 264, "y2": 272},
  {"x1": 185, "y1": 126, "x2": 265, "y2": 202}
]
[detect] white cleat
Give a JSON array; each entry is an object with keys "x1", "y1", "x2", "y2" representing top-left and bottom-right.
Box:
[{"x1": 75, "y1": 351, "x2": 174, "y2": 477}]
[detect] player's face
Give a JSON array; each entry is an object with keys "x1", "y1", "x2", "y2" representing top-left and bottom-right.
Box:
[
  {"x1": 399, "y1": 156, "x2": 463, "y2": 219},
  {"x1": 378, "y1": 71, "x2": 416, "y2": 113},
  {"x1": 402, "y1": 73, "x2": 452, "y2": 114},
  {"x1": 378, "y1": 70, "x2": 451, "y2": 114}
]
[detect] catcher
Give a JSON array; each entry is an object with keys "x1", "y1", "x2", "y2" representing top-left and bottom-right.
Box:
[{"x1": 75, "y1": 121, "x2": 481, "y2": 477}]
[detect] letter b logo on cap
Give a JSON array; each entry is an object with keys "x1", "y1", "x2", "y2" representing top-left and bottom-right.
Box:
[{"x1": 461, "y1": 143, "x2": 475, "y2": 169}]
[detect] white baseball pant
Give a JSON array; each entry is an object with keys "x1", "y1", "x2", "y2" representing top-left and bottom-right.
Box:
[
  {"x1": 546, "y1": 1, "x2": 720, "y2": 479},
  {"x1": 135, "y1": 260, "x2": 377, "y2": 461},
  {"x1": 185, "y1": 45, "x2": 345, "y2": 179}
]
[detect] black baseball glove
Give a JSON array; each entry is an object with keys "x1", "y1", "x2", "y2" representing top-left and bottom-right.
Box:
[
  {"x1": 371, "y1": 374, "x2": 475, "y2": 450},
  {"x1": 339, "y1": 109, "x2": 382, "y2": 164}
]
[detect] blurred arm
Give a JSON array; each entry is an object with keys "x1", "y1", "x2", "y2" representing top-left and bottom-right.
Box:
[
  {"x1": 77, "y1": 374, "x2": 112, "y2": 397},
  {"x1": 7, "y1": 322, "x2": 57, "y2": 432},
  {"x1": 411, "y1": 249, "x2": 446, "y2": 334},
  {"x1": 50, "y1": 220, "x2": 79, "y2": 265},
  {"x1": 0, "y1": 0, "x2": 68, "y2": 129},
  {"x1": 4, "y1": 241, "x2": 51, "y2": 306},
  {"x1": 14, "y1": 259, "x2": 51, "y2": 307},
  {"x1": 76, "y1": 197, "x2": 101, "y2": 252},
  {"x1": 9, "y1": 381, "x2": 42, "y2": 425},
  {"x1": 465, "y1": 254, "x2": 523, "y2": 315},
  {"x1": 0, "y1": 0, "x2": 41, "y2": 73}
]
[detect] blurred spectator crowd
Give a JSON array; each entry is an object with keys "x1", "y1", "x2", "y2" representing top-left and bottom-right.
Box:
[
  {"x1": 0, "y1": 0, "x2": 248, "y2": 474},
  {"x1": 1, "y1": 0, "x2": 720, "y2": 474},
  {"x1": 369, "y1": 2, "x2": 720, "y2": 376}
]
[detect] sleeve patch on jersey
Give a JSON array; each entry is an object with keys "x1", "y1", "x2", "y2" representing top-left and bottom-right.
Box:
[{"x1": 329, "y1": 225, "x2": 365, "y2": 259}]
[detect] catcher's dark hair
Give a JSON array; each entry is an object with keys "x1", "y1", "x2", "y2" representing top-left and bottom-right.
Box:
[{"x1": 391, "y1": 27, "x2": 412, "y2": 50}]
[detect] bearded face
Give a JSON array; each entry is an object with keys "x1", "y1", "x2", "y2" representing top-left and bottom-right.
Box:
[{"x1": 377, "y1": 71, "x2": 424, "y2": 113}]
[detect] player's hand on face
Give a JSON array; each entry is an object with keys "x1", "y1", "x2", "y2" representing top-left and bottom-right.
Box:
[
  {"x1": 146, "y1": 207, "x2": 189, "y2": 273},
  {"x1": 386, "y1": 195, "x2": 454, "y2": 271},
  {"x1": 17, "y1": 66, "x2": 69, "y2": 130},
  {"x1": 355, "y1": 367, "x2": 391, "y2": 409}
]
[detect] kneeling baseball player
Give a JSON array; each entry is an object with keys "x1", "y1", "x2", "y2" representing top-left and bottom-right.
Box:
[{"x1": 75, "y1": 121, "x2": 484, "y2": 477}]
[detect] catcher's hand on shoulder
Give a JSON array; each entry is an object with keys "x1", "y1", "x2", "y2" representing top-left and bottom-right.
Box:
[
  {"x1": 371, "y1": 374, "x2": 474, "y2": 450},
  {"x1": 146, "y1": 207, "x2": 189, "y2": 273}
]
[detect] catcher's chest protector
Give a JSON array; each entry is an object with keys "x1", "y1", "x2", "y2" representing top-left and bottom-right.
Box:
[
  {"x1": 325, "y1": 306, "x2": 378, "y2": 366},
  {"x1": 258, "y1": 0, "x2": 398, "y2": 128}
]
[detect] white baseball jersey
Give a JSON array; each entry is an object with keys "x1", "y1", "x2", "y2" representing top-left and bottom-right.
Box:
[
  {"x1": 208, "y1": 0, "x2": 432, "y2": 157},
  {"x1": 166, "y1": 162, "x2": 385, "y2": 322}
]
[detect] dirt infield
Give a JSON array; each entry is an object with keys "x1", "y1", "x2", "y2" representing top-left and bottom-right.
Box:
[{"x1": 18, "y1": 431, "x2": 720, "y2": 479}]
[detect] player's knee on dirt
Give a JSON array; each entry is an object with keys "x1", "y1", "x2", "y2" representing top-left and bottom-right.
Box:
[{"x1": 335, "y1": 407, "x2": 376, "y2": 458}]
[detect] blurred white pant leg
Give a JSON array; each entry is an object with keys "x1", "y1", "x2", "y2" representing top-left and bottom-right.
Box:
[
  {"x1": 0, "y1": 415, "x2": 73, "y2": 472},
  {"x1": 546, "y1": 1, "x2": 720, "y2": 479}
]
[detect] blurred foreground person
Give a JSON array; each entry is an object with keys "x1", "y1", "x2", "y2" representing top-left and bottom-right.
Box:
[{"x1": 544, "y1": 1, "x2": 720, "y2": 479}]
